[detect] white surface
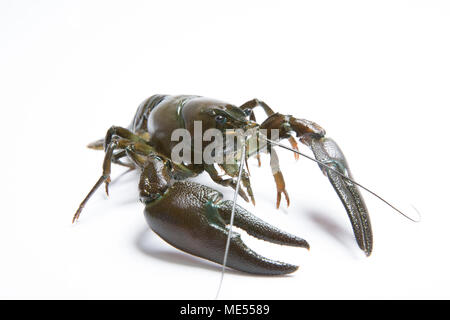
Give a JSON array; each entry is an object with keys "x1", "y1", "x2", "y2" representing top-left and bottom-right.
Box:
[{"x1": 1, "y1": 0, "x2": 449, "y2": 299}]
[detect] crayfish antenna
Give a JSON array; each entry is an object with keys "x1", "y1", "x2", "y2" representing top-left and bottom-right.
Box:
[
  {"x1": 263, "y1": 137, "x2": 421, "y2": 223},
  {"x1": 216, "y1": 141, "x2": 246, "y2": 299}
]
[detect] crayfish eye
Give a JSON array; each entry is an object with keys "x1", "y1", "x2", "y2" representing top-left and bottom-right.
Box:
[
  {"x1": 243, "y1": 108, "x2": 252, "y2": 117},
  {"x1": 215, "y1": 115, "x2": 226, "y2": 124}
]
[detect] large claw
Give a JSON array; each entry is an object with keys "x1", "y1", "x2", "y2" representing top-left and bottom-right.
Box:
[
  {"x1": 309, "y1": 137, "x2": 373, "y2": 256},
  {"x1": 144, "y1": 181, "x2": 309, "y2": 275}
]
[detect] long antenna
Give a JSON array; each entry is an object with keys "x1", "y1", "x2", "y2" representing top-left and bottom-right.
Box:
[
  {"x1": 215, "y1": 141, "x2": 247, "y2": 299},
  {"x1": 263, "y1": 137, "x2": 421, "y2": 223}
]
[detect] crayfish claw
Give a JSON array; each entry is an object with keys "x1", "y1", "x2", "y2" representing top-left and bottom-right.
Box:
[
  {"x1": 144, "y1": 181, "x2": 307, "y2": 275},
  {"x1": 310, "y1": 137, "x2": 373, "y2": 256},
  {"x1": 217, "y1": 200, "x2": 308, "y2": 249}
]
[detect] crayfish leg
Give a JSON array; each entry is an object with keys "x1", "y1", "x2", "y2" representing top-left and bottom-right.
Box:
[
  {"x1": 269, "y1": 148, "x2": 290, "y2": 209},
  {"x1": 74, "y1": 126, "x2": 159, "y2": 223}
]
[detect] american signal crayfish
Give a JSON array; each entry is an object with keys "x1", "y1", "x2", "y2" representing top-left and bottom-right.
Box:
[{"x1": 74, "y1": 94, "x2": 375, "y2": 275}]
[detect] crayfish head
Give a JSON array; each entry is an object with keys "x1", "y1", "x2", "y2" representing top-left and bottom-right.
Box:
[
  {"x1": 183, "y1": 97, "x2": 257, "y2": 138},
  {"x1": 182, "y1": 97, "x2": 255, "y2": 130},
  {"x1": 178, "y1": 97, "x2": 259, "y2": 164}
]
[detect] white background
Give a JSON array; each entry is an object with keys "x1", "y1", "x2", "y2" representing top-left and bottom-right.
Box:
[{"x1": 1, "y1": 0, "x2": 449, "y2": 299}]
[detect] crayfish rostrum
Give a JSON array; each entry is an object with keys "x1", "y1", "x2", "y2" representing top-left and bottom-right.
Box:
[{"x1": 74, "y1": 95, "x2": 372, "y2": 275}]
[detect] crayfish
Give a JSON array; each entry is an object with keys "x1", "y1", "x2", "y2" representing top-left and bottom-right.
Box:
[{"x1": 74, "y1": 94, "x2": 375, "y2": 275}]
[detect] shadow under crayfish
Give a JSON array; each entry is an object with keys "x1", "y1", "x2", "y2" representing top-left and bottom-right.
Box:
[{"x1": 302, "y1": 208, "x2": 361, "y2": 258}]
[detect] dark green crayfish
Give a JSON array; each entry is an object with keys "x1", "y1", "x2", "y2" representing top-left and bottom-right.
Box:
[{"x1": 74, "y1": 95, "x2": 372, "y2": 275}]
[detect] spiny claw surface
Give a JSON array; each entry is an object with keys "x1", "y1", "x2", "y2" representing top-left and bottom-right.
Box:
[
  {"x1": 310, "y1": 137, "x2": 373, "y2": 256},
  {"x1": 144, "y1": 181, "x2": 308, "y2": 275},
  {"x1": 216, "y1": 200, "x2": 307, "y2": 248}
]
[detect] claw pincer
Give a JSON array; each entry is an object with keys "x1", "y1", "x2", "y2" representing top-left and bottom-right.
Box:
[
  {"x1": 309, "y1": 137, "x2": 373, "y2": 256},
  {"x1": 144, "y1": 181, "x2": 309, "y2": 275}
]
